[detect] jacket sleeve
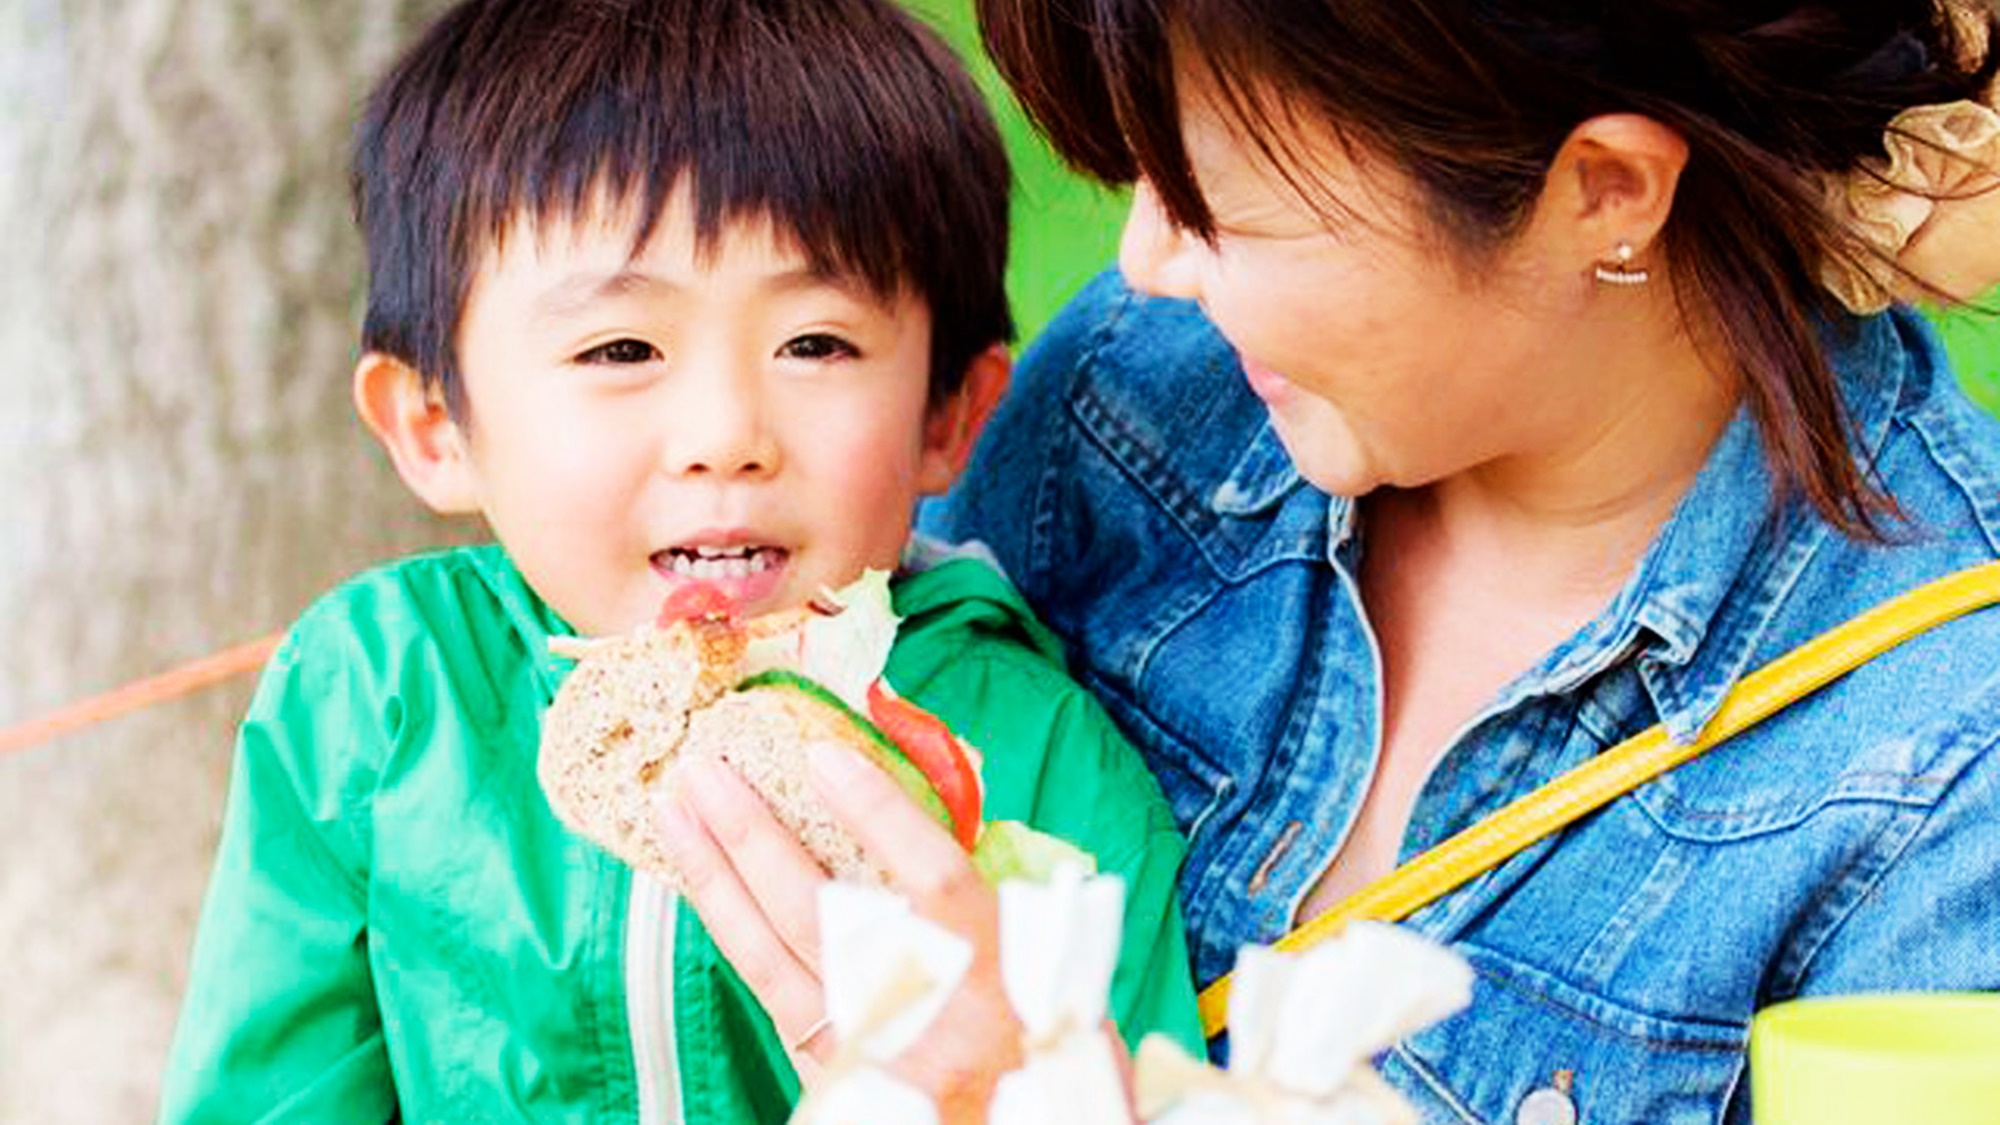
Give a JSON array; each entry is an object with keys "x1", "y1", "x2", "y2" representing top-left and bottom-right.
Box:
[
  {"x1": 157, "y1": 620, "x2": 397, "y2": 1125},
  {"x1": 1039, "y1": 685, "x2": 1207, "y2": 1056},
  {"x1": 894, "y1": 627, "x2": 1206, "y2": 1057}
]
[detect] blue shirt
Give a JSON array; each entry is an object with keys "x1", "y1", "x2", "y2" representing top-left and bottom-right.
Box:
[{"x1": 924, "y1": 272, "x2": 2000, "y2": 1124}]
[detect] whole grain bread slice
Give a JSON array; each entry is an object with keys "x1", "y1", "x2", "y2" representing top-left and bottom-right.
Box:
[{"x1": 538, "y1": 616, "x2": 888, "y2": 890}]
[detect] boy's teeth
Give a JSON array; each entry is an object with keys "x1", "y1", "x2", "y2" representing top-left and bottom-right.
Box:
[{"x1": 668, "y1": 546, "x2": 779, "y2": 580}]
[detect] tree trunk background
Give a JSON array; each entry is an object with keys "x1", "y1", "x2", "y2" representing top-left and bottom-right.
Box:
[{"x1": 0, "y1": 1, "x2": 462, "y2": 1119}]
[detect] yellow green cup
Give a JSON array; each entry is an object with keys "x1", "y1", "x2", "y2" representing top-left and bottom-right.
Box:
[{"x1": 1750, "y1": 992, "x2": 2000, "y2": 1124}]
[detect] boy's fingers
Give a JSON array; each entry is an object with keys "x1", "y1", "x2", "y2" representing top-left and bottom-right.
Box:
[
  {"x1": 654, "y1": 779, "x2": 830, "y2": 1059},
  {"x1": 807, "y1": 742, "x2": 984, "y2": 909},
  {"x1": 677, "y1": 755, "x2": 828, "y2": 968},
  {"x1": 891, "y1": 964, "x2": 1024, "y2": 1113},
  {"x1": 804, "y1": 742, "x2": 1022, "y2": 1107}
]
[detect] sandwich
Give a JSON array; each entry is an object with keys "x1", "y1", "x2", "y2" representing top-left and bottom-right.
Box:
[{"x1": 538, "y1": 571, "x2": 1080, "y2": 890}]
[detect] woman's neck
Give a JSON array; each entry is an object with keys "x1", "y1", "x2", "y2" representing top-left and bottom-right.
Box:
[{"x1": 1393, "y1": 293, "x2": 1740, "y2": 601}]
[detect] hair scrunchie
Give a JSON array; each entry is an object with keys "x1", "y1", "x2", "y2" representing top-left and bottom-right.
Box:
[
  {"x1": 1822, "y1": 97, "x2": 2000, "y2": 313},
  {"x1": 1820, "y1": 3, "x2": 2000, "y2": 314}
]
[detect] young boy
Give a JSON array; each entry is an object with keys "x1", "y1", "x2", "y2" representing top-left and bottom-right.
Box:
[{"x1": 157, "y1": 1, "x2": 1200, "y2": 1121}]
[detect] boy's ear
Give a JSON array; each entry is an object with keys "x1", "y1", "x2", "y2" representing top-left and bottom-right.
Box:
[
  {"x1": 353, "y1": 352, "x2": 482, "y2": 514},
  {"x1": 917, "y1": 343, "x2": 1010, "y2": 495}
]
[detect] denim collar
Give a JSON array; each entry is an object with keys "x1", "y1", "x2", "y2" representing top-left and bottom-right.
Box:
[
  {"x1": 1311, "y1": 312, "x2": 1916, "y2": 745},
  {"x1": 1211, "y1": 420, "x2": 1303, "y2": 516},
  {"x1": 1620, "y1": 313, "x2": 1913, "y2": 743}
]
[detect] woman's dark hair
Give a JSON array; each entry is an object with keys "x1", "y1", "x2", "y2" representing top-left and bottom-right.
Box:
[
  {"x1": 354, "y1": 0, "x2": 1013, "y2": 416},
  {"x1": 978, "y1": 0, "x2": 1999, "y2": 536}
]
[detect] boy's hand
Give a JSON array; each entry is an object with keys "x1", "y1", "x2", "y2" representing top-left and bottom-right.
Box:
[{"x1": 656, "y1": 743, "x2": 1023, "y2": 1121}]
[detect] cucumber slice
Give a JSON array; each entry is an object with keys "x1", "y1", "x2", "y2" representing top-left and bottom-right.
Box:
[{"x1": 734, "y1": 670, "x2": 952, "y2": 829}]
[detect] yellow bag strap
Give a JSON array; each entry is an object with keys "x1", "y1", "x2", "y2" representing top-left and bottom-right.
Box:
[{"x1": 1197, "y1": 559, "x2": 2000, "y2": 1039}]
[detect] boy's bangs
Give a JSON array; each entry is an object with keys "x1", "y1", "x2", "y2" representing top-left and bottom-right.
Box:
[{"x1": 459, "y1": 3, "x2": 922, "y2": 311}]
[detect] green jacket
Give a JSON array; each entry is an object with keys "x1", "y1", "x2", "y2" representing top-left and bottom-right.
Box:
[{"x1": 160, "y1": 546, "x2": 1201, "y2": 1123}]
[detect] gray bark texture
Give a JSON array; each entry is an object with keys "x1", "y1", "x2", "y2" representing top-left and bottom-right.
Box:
[{"x1": 0, "y1": 0, "x2": 463, "y2": 1119}]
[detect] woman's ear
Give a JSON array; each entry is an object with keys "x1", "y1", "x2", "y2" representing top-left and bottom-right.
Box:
[
  {"x1": 917, "y1": 344, "x2": 1011, "y2": 495},
  {"x1": 353, "y1": 352, "x2": 482, "y2": 514},
  {"x1": 1543, "y1": 114, "x2": 1691, "y2": 275}
]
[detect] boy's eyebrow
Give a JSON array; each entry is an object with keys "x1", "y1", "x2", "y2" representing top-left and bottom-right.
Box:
[
  {"x1": 531, "y1": 270, "x2": 682, "y2": 322},
  {"x1": 530, "y1": 266, "x2": 866, "y2": 323}
]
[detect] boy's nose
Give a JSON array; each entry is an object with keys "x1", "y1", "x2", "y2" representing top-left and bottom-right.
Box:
[
  {"x1": 1119, "y1": 180, "x2": 1202, "y2": 301},
  {"x1": 662, "y1": 376, "x2": 781, "y2": 479}
]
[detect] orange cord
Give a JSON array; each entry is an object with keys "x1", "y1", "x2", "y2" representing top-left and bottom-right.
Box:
[{"x1": 0, "y1": 632, "x2": 283, "y2": 758}]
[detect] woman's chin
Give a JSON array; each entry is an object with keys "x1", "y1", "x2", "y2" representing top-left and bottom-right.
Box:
[{"x1": 1265, "y1": 417, "x2": 1378, "y2": 498}]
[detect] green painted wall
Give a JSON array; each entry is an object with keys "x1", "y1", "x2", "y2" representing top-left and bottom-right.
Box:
[
  {"x1": 1931, "y1": 302, "x2": 2000, "y2": 415},
  {"x1": 902, "y1": 0, "x2": 1127, "y2": 346}
]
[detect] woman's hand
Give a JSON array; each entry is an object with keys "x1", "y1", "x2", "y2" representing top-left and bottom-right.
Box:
[{"x1": 655, "y1": 741, "x2": 1024, "y2": 1119}]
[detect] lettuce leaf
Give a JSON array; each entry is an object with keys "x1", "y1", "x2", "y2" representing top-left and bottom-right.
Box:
[
  {"x1": 742, "y1": 569, "x2": 899, "y2": 713},
  {"x1": 971, "y1": 821, "x2": 1096, "y2": 885}
]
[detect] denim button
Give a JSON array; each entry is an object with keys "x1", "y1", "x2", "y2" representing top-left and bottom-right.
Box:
[{"x1": 1515, "y1": 1073, "x2": 1578, "y2": 1125}]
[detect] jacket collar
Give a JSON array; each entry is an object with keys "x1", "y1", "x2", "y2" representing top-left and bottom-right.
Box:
[
  {"x1": 1544, "y1": 311, "x2": 1918, "y2": 744},
  {"x1": 466, "y1": 544, "x2": 575, "y2": 705},
  {"x1": 1211, "y1": 421, "x2": 1304, "y2": 517}
]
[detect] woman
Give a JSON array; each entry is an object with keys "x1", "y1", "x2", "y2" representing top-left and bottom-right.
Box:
[{"x1": 668, "y1": 1, "x2": 2000, "y2": 1120}]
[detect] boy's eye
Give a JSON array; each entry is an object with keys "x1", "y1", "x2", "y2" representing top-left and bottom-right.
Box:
[
  {"x1": 778, "y1": 333, "x2": 860, "y2": 362},
  {"x1": 577, "y1": 338, "x2": 660, "y2": 365}
]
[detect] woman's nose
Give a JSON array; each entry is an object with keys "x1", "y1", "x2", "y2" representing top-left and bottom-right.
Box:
[
  {"x1": 663, "y1": 372, "x2": 780, "y2": 480},
  {"x1": 1119, "y1": 179, "x2": 1202, "y2": 300}
]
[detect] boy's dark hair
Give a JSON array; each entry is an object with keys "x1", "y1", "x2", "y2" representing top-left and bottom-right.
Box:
[
  {"x1": 354, "y1": 0, "x2": 1013, "y2": 415},
  {"x1": 978, "y1": 0, "x2": 1998, "y2": 539}
]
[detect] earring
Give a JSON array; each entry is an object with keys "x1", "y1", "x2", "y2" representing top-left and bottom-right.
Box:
[{"x1": 1594, "y1": 241, "x2": 1650, "y2": 285}]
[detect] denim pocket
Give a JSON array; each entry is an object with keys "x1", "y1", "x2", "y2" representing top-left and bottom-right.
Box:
[{"x1": 1391, "y1": 943, "x2": 1746, "y2": 1125}]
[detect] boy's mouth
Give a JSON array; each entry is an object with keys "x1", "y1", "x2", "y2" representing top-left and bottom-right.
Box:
[{"x1": 651, "y1": 544, "x2": 790, "y2": 582}]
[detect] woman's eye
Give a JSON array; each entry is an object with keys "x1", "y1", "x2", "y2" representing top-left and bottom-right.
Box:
[
  {"x1": 778, "y1": 333, "x2": 859, "y2": 362},
  {"x1": 577, "y1": 338, "x2": 660, "y2": 365}
]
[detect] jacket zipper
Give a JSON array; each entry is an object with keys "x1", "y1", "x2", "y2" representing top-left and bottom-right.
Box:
[{"x1": 627, "y1": 873, "x2": 683, "y2": 1125}]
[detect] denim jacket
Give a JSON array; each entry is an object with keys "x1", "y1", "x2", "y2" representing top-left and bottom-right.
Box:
[{"x1": 923, "y1": 272, "x2": 2000, "y2": 1124}]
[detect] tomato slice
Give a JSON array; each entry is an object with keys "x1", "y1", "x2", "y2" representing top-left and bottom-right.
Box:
[
  {"x1": 656, "y1": 582, "x2": 739, "y2": 627},
  {"x1": 866, "y1": 680, "x2": 983, "y2": 850}
]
